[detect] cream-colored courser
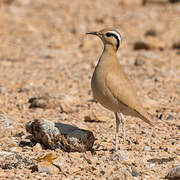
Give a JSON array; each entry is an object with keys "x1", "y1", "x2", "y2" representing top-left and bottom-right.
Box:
[{"x1": 86, "y1": 29, "x2": 153, "y2": 151}]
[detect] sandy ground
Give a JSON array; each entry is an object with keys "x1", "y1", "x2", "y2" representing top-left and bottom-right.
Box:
[{"x1": 0, "y1": 0, "x2": 179, "y2": 179}]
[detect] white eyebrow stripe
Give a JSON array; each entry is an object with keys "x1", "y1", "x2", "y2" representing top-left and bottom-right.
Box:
[{"x1": 107, "y1": 31, "x2": 121, "y2": 42}]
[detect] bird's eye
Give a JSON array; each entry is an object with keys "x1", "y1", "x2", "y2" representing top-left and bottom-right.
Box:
[{"x1": 105, "y1": 33, "x2": 111, "y2": 37}]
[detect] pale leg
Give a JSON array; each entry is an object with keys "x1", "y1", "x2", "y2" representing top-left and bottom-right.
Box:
[
  {"x1": 114, "y1": 112, "x2": 120, "y2": 151},
  {"x1": 120, "y1": 112, "x2": 126, "y2": 143}
]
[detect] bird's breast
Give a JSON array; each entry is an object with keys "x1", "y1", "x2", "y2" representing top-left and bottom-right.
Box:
[
  {"x1": 91, "y1": 67, "x2": 120, "y2": 112},
  {"x1": 91, "y1": 67, "x2": 106, "y2": 99}
]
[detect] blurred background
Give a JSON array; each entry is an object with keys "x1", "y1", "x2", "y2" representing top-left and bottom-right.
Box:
[{"x1": 0, "y1": 0, "x2": 179, "y2": 179}]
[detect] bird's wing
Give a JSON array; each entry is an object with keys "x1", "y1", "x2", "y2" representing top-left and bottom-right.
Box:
[{"x1": 105, "y1": 71, "x2": 153, "y2": 126}]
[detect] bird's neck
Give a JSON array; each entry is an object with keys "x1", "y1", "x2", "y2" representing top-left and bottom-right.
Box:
[
  {"x1": 96, "y1": 44, "x2": 118, "y2": 69},
  {"x1": 103, "y1": 44, "x2": 117, "y2": 54}
]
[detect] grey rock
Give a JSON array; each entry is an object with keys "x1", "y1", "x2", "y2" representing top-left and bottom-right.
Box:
[
  {"x1": 28, "y1": 96, "x2": 60, "y2": 109},
  {"x1": 165, "y1": 165, "x2": 180, "y2": 180},
  {"x1": 172, "y1": 41, "x2": 180, "y2": 49},
  {"x1": 169, "y1": 0, "x2": 180, "y2": 3},
  {"x1": 166, "y1": 114, "x2": 174, "y2": 120},
  {"x1": 142, "y1": 0, "x2": 180, "y2": 5},
  {"x1": 26, "y1": 119, "x2": 95, "y2": 152},
  {"x1": 0, "y1": 115, "x2": 17, "y2": 138},
  {"x1": 142, "y1": 0, "x2": 147, "y2": 5},
  {"x1": 150, "y1": 163, "x2": 155, "y2": 168},
  {"x1": 134, "y1": 55, "x2": 147, "y2": 66},
  {"x1": 131, "y1": 168, "x2": 139, "y2": 177},
  {"x1": 133, "y1": 40, "x2": 150, "y2": 50},
  {"x1": 0, "y1": 151, "x2": 35, "y2": 169},
  {"x1": 143, "y1": 146, "x2": 152, "y2": 151},
  {"x1": 145, "y1": 29, "x2": 157, "y2": 37}
]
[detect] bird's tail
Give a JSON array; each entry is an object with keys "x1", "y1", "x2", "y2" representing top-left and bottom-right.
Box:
[{"x1": 134, "y1": 110, "x2": 154, "y2": 126}]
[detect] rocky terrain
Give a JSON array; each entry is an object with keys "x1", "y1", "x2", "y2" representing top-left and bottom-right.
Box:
[{"x1": 0, "y1": 0, "x2": 179, "y2": 179}]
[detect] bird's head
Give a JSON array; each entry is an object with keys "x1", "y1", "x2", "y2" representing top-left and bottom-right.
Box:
[{"x1": 86, "y1": 29, "x2": 121, "y2": 51}]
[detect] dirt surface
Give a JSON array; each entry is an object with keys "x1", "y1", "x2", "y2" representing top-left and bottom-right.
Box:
[{"x1": 0, "y1": 0, "x2": 179, "y2": 179}]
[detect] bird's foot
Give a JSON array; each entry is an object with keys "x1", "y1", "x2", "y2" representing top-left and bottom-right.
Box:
[{"x1": 110, "y1": 150, "x2": 124, "y2": 161}]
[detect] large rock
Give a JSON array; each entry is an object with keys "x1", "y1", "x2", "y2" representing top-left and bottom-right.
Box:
[{"x1": 26, "y1": 119, "x2": 95, "y2": 152}]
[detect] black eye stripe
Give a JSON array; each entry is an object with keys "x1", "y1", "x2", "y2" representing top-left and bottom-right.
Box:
[{"x1": 105, "y1": 32, "x2": 120, "y2": 50}]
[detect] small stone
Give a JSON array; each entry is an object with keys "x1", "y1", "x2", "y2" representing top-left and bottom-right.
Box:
[
  {"x1": 28, "y1": 95, "x2": 60, "y2": 109},
  {"x1": 38, "y1": 161, "x2": 59, "y2": 174},
  {"x1": 133, "y1": 40, "x2": 150, "y2": 50},
  {"x1": 52, "y1": 156, "x2": 66, "y2": 171},
  {"x1": 109, "y1": 168, "x2": 133, "y2": 180},
  {"x1": 14, "y1": 132, "x2": 25, "y2": 138},
  {"x1": 0, "y1": 151, "x2": 34, "y2": 169},
  {"x1": 84, "y1": 111, "x2": 107, "y2": 123},
  {"x1": 134, "y1": 55, "x2": 147, "y2": 66},
  {"x1": 169, "y1": 0, "x2": 180, "y2": 3},
  {"x1": 142, "y1": 0, "x2": 147, "y2": 5},
  {"x1": 32, "y1": 143, "x2": 42, "y2": 152},
  {"x1": 166, "y1": 114, "x2": 174, "y2": 121},
  {"x1": 100, "y1": 170, "x2": 105, "y2": 175},
  {"x1": 134, "y1": 37, "x2": 165, "y2": 51},
  {"x1": 145, "y1": 29, "x2": 157, "y2": 37},
  {"x1": 172, "y1": 41, "x2": 180, "y2": 49},
  {"x1": 131, "y1": 168, "x2": 139, "y2": 177},
  {"x1": 0, "y1": 115, "x2": 17, "y2": 138},
  {"x1": 0, "y1": 0, "x2": 14, "y2": 5},
  {"x1": 9, "y1": 146, "x2": 22, "y2": 153},
  {"x1": 150, "y1": 163, "x2": 155, "y2": 168},
  {"x1": 165, "y1": 165, "x2": 180, "y2": 179},
  {"x1": 18, "y1": 88, "x2": 29, "y2": 93},
  {"x1": 58, "y1": 95, "x2": 80, "y2": 113},
  {"x1": 143, "y1": 146, "x2": 151, "y2": 151}
]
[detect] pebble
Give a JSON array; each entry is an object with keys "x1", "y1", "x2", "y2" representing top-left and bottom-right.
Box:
[
  {"x1": 134, "y1": 37, "x2": 165, "y2": 51},
  {"x1": 145, "y1": 29, "x2": 157, "y2": 37},
  {"x1": 38, "y1": 161, "x2": 59, "y2": 174},
  {"x1": 109, "y1": 168, "x2": 133, "y2": 180},
  {"x1": 134, "y1": 55, "x2": 147, "y2": 66},
  {"x1": 28, "y1": 96, "x2": 60, "y2": 109},
  {"x1": 143, "y1": 146, "x2": 152, "y2": 152},
  {"x1": 0, "y1": 115, "x2": 17, "y2": 138},
  {"x1": 172, "y1": 41, "x2": 180, "y2": 49},
  {"x1": 32, "y1": 143, "x2": 43, "y2": 152},
  {"x1": 166, "y1": 114, "x2": 174, "y2": 121},
  {"x1": 150, "y1": 163, "x2": 156, "y2": 168},
  {"x1": 169, "y1": 0, "x2": 180, "y2": 3},
  {"x1": 131, "y1": 168, "x2": 139, "y2": 177},
  {"x1": 133, "y1": 40, "x2": 150, "y2": 50},
  {"x1": 165, "y1": 165, "x2": 180, "y2": 179},
  {"x1": 0, "y1": 151, "x2": 12, "y2": 156}
]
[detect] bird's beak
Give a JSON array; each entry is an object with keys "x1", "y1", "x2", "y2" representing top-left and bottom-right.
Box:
[{"x1": 86, "y1": 32, "x2": 98, "y2": 36}]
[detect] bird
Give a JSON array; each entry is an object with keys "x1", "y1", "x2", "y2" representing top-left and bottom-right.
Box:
[{"x1": 86, "y1": 29, "x2": 154, "y2": 151}]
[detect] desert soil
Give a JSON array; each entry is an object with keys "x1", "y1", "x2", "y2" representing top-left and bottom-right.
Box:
[{"x1": 0, "y1": 0, "x2": 179, "y2": 179}]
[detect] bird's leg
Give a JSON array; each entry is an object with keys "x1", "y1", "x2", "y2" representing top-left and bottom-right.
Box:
[
  {"x1": 120, "y1": 112, "x2": 126, "y2": 143},
  {"x1": 114, "y1": 112, "x2": 120, "y2": 151}
]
